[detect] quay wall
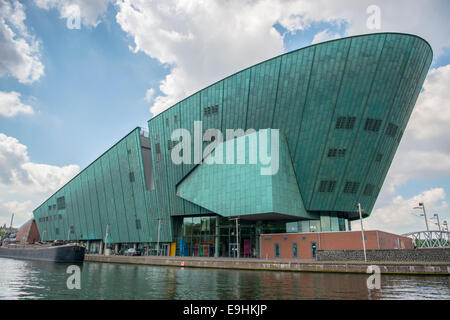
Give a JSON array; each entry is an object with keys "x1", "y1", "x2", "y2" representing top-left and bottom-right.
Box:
[
  {"x1": 316, "y1": 248, "x2": 450, "y2": 262},
  {"x1": 85, "y1": 254, "x2": 450, "y2": 275}
]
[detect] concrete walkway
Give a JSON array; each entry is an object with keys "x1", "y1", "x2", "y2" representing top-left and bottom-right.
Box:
[{"x1": 85, "y1": 254, "x2": 450, "y2": 275}]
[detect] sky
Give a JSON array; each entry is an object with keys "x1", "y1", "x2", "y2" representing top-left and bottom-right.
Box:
[{"x1": 0, "y1": 0, "x2": 449, "y2": 235}]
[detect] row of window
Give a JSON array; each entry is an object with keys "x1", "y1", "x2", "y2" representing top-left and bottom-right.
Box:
[
  {"x1": 336, "y1": 116, "x2": 401, "y2": 140},
  {"x1": 335, "y1": 116, "x2": 356, "y2": 130},
  {"x1": 204, "y1": 105, "x2": 219, "y2": 116},
  {"x1": 364, "y1": 118, "x2": 382, "y2": 132},
  {"x1": 167, "y1": 139, "x2": 178, "y2": 150},
  {"x1": 327, "y1": 148, "x2": 346, "y2": 158},
  {"x1": 318, "y1": 180, "x2": 376, "y2": 196},
  {"x1": 47, "y1": 196, "x2": 66, "y2": 212},
  {"x1": 38, "y1": 214, "x2": 62, "y2": 223},
  {"x1": 165, "y1": 115, "x2": 178, "y2": 127}
]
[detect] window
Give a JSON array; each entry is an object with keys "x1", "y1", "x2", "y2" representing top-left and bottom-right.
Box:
[
  {"x1": 155, "y1": 142, "x2": 161, "y2": 154},
  {"x1": 385, "y1": 123, "x2": 398, "y2": 137},
  {"x1": 204, "y1": 105, "x2": 219, "y2": 116},
  {"x1": 57, "y1": 197, "x2": 66, "y2": 210},
  {"x1": 127, "y1": 149, "x2": 131, "y2": 155},
  {"x1": 335, "y1": 116, "x2": 356, "y2": 129},
  {"x1": 343, "y1": 181, "x2": 360, "y2": 194},
  {"x1": 364, "y1": 118, "x2": 382, "y2": 132},
  {"x1": 292, "y1": 243, "x2": 298, "y2": 259},
  {"x1": 166, "y1": 118, "x2": 169, "y2": 126},
  {"x1": 363, "y1": 184, "x2": 375, "y2": 196},
  {"x1": 53, "y1": 204, "x2": 56, "y2": 210},
  {"x1": 55, "y1": 228, "x2": 59, "y2": 235},
  {"x1": 274, "y1": 243, "x2": 280, "y2": 259},
  {"x1": 328, "y1": 148, "x2": 346, "y2": 157},
  {"x1": 70, "y1": 226, "x2": 74, "y2": 234},
  {"x1": 174, "y1": 115, "x2": 178, "y2": 124},
  {"x1": 48, "y1": 205, "x2": 52, "y2": 211},
  {"x1": 375, "y1": 153, "x2": 383, "y2": 162},
  {"x1": 136, "y1": 219, "x2": 141, "y2": 230},
  {"x1": 129, "y1": 172, "x2": 135, "y2": 183},
  {"x1": 59, "y1": 214, "x2": 62, "y2": 220},
  {"x1": 318, "y1": 180, "x2": 336, "y2": 193}
]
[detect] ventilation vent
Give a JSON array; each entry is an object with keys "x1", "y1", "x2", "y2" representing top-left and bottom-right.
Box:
[
  {"x1": 364, "y1": 118, "x2": 382, "y2": 132},
  {"x1": 328, "y1": 148, "x2": 346, "y2": 157},
  {"x1": 336, "y1": 116, "x2": 356, "y2": 130},
  {"x1": 318, "y1": 180, "x2": 337, "y2": 193},
  {"x1": 343, "y1": 181, "x2": 360, "y2": 194},
  {"x1": 385, "y1": 123, "x2": 399, "y2": 137}
]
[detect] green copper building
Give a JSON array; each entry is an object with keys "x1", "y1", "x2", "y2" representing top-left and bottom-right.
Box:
[{"x1": 33, "y1": 33, "x2": 433, "y2": 257}]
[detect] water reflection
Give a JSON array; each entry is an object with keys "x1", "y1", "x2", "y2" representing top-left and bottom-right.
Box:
[{"x1": 0, "y1": 258, "x2": 448, "y2": 300}]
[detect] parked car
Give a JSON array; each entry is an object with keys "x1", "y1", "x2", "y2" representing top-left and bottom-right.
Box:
[{"x1": 124, "y1": 248, "x2": 140, "y2": 256}]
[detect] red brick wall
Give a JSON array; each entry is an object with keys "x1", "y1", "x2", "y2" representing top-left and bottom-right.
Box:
[{"x1": 260, "y1": 230, "x2": 413, "y2": 259}]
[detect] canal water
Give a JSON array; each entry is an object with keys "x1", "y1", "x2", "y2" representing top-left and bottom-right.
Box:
[{"x1": 0, "y1": 257, "x2": 448, "y2": 300}]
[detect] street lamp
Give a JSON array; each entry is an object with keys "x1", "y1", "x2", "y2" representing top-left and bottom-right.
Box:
[
  {"x1": 413, "y1": 202, "x2": 429, "y2": 231},
  {"x1": 433, "y1": 214, "x2": 441, "y2": 232},
  {"x1": 357, "y1": 203, "x2": 367, "y2": 263}
]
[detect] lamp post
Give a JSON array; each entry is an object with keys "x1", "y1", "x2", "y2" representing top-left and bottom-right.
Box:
[
  {"x1": 442, "y1": 221, "x2": 448, "y2": 243},
  {"x1": 413, "y1": 202, "x2": 429, "y2": 231},
  {"x1": 103, "y1": 224, "x2": 109, "y2": 255},
  {"x1": 357, "y1": 203, "x2": 367, "y2": 263},
  {"x1": 156, "y1": 218, "x2": 162, "y2": 256},
  {"x1": 433, "y1": 214, "x2": 441, "y2": 231}
]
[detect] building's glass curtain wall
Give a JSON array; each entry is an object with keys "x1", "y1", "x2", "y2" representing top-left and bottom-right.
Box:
[
  {"x1": 175, "y1": 216, "x2": 285, "y2": 258},
  {"x1": 287, "y1": 213, "x2": 348, "y2": 233}
]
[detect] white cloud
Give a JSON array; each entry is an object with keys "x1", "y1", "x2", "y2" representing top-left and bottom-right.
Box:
[
  {"x1": 0, "y1": 199, "x2": 33, "y2": 228},
  {"x1": 114, "y1": 0, "x2": 450, "y2": 117},
  {"x1": 116, "y1": 0, "x2": 287, "y2": 116},
  {"x1": 407, "y1": 65, "x2": 450, "y2": 141},
  {"x1": 0, "y1": 133, "x2": 79, "y2": 227},
  {"x1": 311, "y1": 29, "x2": 341, "y2": 44},
  {"x1": 353, "y1": 188, "x2": 449, "y2": 235},
  {"x1": 34, "y1": 0, "x2": 113, "y2": 27},
  {"x1": 0, "y1": 90, "x2": 34, "y2": 117},
  {"x1": 0, "y1": 0, "x2": 44, "y2": 83},
  {"x1": 144, "y1": 87, "x2": 155, "y2": 103},
  {"x1": 382, "y1": 64, "x2": 450, "y2": 194}
]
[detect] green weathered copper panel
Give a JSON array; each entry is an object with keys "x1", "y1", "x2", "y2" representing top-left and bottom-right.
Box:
[
  {"x1": 33, "y1": 128, "x2": 151, "y2": 243},
  {"x1": 34, "y1": 32, "x2": 433, "y2": 244},
  {"x1": 176, "y1": 129, "x2": 316, "y2": 220}
]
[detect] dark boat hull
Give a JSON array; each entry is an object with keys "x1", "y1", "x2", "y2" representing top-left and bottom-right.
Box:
[{"x1": 0, "y1": 244, "x2": 85, "y2": 263}]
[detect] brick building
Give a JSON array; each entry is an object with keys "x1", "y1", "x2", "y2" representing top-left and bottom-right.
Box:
[{"x1": 260, "y1": 230, "x2": 413, "y2": 259}]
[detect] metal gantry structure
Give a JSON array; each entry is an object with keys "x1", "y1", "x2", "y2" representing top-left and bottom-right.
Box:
[{"x1": 401, "y1": 230, "x2": 450, "y2": 248}]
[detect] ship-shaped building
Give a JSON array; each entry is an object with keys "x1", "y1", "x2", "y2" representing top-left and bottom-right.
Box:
[{"x1": 32, "y1": 33, "x2": 433, "y2": 258}]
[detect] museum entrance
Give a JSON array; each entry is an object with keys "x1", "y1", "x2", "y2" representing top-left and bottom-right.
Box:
[{"x1": 174, "y1": 216, "x2": 286, "y2": 258}]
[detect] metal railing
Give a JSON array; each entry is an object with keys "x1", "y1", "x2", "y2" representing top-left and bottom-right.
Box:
[{"x1": 401, "y1": 230, "x2": 450, "y2": 248}]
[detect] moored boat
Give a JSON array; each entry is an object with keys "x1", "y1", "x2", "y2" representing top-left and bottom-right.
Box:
[{"x1": 0, "y1": 243, "x2": 85, "y2": 263}]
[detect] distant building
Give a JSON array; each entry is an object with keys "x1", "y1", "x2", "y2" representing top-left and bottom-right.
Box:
[{"x1": 33, "y1": 33, "x2": 432, "y2": 258}]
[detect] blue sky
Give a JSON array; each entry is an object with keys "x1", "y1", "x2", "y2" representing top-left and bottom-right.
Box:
[
  {"x1": 1, "y1": 0, "x2": 449, "y2": 234},
  {"x1": 0, "y1": 1, "x2": 166, "y2": 168}
]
